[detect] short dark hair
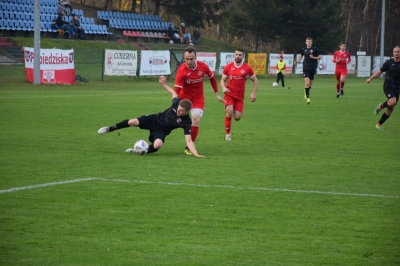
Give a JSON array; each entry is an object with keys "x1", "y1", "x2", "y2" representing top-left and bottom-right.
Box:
[
  {"x1": 185, "y1": 46, "x2": 196, "y2": 56},
  {"x1": 235, "y1": 48, "x2": 244, "y2": 53},
  {"x1": 179, "y1": 99, "x2": 192, "y2": 111}
]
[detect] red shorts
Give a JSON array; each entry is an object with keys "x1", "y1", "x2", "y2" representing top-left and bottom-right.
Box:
[
  {"x1": 224, "y1": 94, "x2": 244, "y2": 113},
  {"x1": 335, "y1": 69, "x2": 347, "y2": 80}
]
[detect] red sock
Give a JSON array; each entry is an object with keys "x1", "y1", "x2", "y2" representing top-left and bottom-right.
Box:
[
  {"x1": 340, "y1": 82, "x2": 344, "y2": 89},
  {"x1": 336, "y1": 83, "x2": 340, "y2": 93},
  {"x1": 225, "y1": 116, "x2": 231, "y2": 134},
  {"x1": 191, "y1": 126, "x2": 199, "y2": 142}
]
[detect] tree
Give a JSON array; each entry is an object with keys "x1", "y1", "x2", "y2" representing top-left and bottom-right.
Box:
[
  {"x1": 151, "y1": 0, "x2": 228, "y2": 28},
  {"x1": 224, "y1": 0, "x2": 281, "y2": 52},
  {"x1": 278, "y1": 0, "x2": 344, "y2": 54}
]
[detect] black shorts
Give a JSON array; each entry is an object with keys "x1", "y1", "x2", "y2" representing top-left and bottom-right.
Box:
[
  {"x1": 138, "y1": 114, "x2": 167, "y2": 143},
  {"x1": 383, "y1": 82, "x2": 400, "y2": 102},
  {"x1": 303, "y1": 69, "x2": 316, "y2": 80}
]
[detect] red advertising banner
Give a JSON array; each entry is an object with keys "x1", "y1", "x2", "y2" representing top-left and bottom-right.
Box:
[{"x1": 24, "y1": 47, "x2": 76, "y2": 84}]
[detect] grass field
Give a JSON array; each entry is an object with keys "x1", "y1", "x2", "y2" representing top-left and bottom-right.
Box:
[{"x1": 0, "y1": 71, "x2": 399, "y2": 265}]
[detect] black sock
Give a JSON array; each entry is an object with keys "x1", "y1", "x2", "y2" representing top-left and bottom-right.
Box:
[
  {"x1": 382, "y1": 101, "x2": 389, "y2": 108},
  {"x1": 305, "y1": 88, "x2": 310, "y2": 98},
  {"x1": 379, "y1": 113, "x2": 389, "y2": 125},
  {"x1": 147, "y1": 144, "x2": 158, "y2": 154},
  {"x1": 109, "y1": 119, "x2": 129, "y2": 132}
]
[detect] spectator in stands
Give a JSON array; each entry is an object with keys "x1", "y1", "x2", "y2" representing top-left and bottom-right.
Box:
[
  {"x1": 180, "y1": 23, "x2": 191, "y2": 44},
  {"x1": 51, "y1": 19, "x2": 64, "y2": 39},
  {"x1": 70, "y1": 15, "x2": 85, "y2": 40},
  {"x1": 193, "y1": 28, "x2": 200, "y2": 45},
  {"x1": 168, "y1": 24, "x2": 178, "y2": 43},
  {"x1": 55, "y1": 13, "x2": 74, "y2": 39},
  {"x1": 63, "y1": 0, "x2": 73, "y2": 16},
  {"x1": 57, "y1": 0, "x2": 67, "y2": 16}
]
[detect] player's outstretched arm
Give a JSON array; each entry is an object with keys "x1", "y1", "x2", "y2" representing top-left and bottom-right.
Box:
[
  {"x1": 209, "y1": 76, "x2": 224, "y2": 102},
  {"x1": 159, "y1": 76, "x2": 178, "y2": 98},
  {"x1": 185, "y1": 135, "x2": 205, "y2": 157},
  {"x1": 250, "y1": 75, "x2": 258, "y2": 102},
  {"x1": 366, "y1": 70, "x2": 382, "y2": 83}
]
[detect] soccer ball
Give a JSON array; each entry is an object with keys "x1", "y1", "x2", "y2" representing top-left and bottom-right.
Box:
[
  {"x1": 272, "y1": 82, "x2": 278, "y2": 88},
  {"x1": 169, "y1": 40, "x2": 173, "y2": 44},
  {"x1": 134, "y1": 140, "x2": 149, "y2": 155}
]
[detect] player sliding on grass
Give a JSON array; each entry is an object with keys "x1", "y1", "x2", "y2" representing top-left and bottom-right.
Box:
[
  {"x1": 333, "y1": 42, "x2": 351, "y2": 98},
  {"x1": 97, "y1": 76, "x2": 204, "y2": 157},
  {"x1": 366, "y1": 46, "x2": 400, "y2": 130},
  {"x1": 220, "y1": 48, "x2": 258, "y2": 141}
]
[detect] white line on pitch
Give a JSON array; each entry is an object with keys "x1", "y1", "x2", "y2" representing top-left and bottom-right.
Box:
[
  {"x1": 0, "y1": 178, "x2": 96, "y2": 194},
  {"x1": 1, "y1": 177, "x2": 398, "y2": 199}
]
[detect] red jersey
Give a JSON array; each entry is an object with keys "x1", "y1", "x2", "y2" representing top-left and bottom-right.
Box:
[
  {"x1": 333, "y1": 50, "x2": 351, "y2": 70},
  {"x1": 174, "y1": 61, "x2": 215, "y2": 110},
  {"x1": 222, "y1": 61, "x2": 255, "y2": 100}
]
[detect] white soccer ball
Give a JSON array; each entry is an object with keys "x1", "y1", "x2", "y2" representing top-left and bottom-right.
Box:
[
  {"x1": 134, "y1": 140, "x2": 149, "y2": 155},
  {"x1": 272, "y1": 82, "x2": 278, "y2": 88},
  {"x1": 169, "y1": 40, "x2": 174, "y2": 44}
]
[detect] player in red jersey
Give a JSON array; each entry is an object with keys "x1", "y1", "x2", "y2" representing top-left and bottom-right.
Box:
[
  {"x1": 174, "y1": 46, "x2": 224, "y2": 154},
  {"x1": 332, "y1": 43, "x2": 351, "y2": 98},
  {"x1": 220, "y1": 48, "x2": 258, "y2": 141}
]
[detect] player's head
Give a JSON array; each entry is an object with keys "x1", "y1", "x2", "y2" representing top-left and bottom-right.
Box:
[
  {"x1": 177, "y1": 99, "x2": 192, "y2": 116},
  {"x1": 184, "y1": 46, "x2": 197, "y2": 69},
  {"x1": 340, "y1": 42, "x2": 346, "y2": 51},
  {"x1": 234, "y1": 48, "x2": 244, "y2": 64},
  {"x1": 306, "y1": 37, "x2": 313, "y2": 47},
  {"x1": 393, "y1": 46, "x2": 400, "y2": 59}
]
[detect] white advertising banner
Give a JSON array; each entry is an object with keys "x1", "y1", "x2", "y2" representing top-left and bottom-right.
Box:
[
  {"x1": 140, "y1": 50, "x2": 171, "y2": 76},
  {"x1": 268, "y1": 53, "x2": 294, "y2": 75},
  {"x1": 294, "y1": 54, "x2": 304, "y2": 75},
  {"x1": 372, "y1": 56, "x2": 390, "y2": 73},
  {"x1": 196, "y1": 52, "x2": 217, "y2": 72},
  {"x1": 24, "y1": 47, "x2": 75, "y2": 84},
  {"x1": 347, "y1": 56, "x2": 356, "y2": 74},
  {"x1": 317, "y1": 55, "x2": 335, "y2": 74},
  {"x1": 104, "y1": 49, "x2": 137, "y2": 76},
  {"x1": 218, "y1": 52, "x2": 235, "y2": 75},
  {"x1": 357, "y1": 56, "x2": 371, "y2": 77},
  {"x1": 140, "y1": 50, "x2": 170, "y2": 76}
]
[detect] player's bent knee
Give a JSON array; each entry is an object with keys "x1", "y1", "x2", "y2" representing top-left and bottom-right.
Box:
[{"x1": 153, "y1": 139, "x2": 163, "y2": 149}]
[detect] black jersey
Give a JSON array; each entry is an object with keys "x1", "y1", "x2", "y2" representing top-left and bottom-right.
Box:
[
  {"x1": 381, "y1": 59, "x2": 400, "y2": 86},
  {"x1": 301, "y1": 46, "x2": 319, "y2": 70},
  {"x1": 156, "y1": 97, "x2": 192, "y2": 135}
]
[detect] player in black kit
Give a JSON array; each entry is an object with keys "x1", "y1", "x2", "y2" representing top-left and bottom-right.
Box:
[
  {"x1": 294, "y1": 37, "x2": 321, "y2": 104},
  {"x1": 367, "y1": 46, "x2": 400, "y2": 130},
  {"x1": 98, "y1": 76, "x2": 204, "y2": 157}
]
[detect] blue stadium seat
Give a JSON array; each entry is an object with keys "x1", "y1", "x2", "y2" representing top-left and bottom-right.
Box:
[{"x1": 0, "y1": 20, "x2": 4, "y2": 30}]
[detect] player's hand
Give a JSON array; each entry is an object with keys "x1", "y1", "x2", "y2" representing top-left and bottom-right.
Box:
[
  {"x1": 366, "y1": 78, "x2": 371, "y2": 83},
  {"x1": 195, "y1": 154, "x2": 205, "y2": 158},
  {"x1": 223, "y1": 87, "x2": 230, "y2": 94},
  {"x1": 215, "y1": 93, "x2": 225, "y2": 103},
  {"x1": 250, "y1": 93, "x2": 256, "y2": 102},
  {"x1": 159, "y1": 75, "x2": 167, "y2": 85}
]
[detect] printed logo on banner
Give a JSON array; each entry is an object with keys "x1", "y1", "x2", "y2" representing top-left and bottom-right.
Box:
[
  {"x1": 149, "y1": 56, "x2": 167, "y2": 65},
  {"x1": 42, "y1": 70, "x2": 55, "y2": 83},
  {"x1": 226, "y1": 54, "x2": 234, "y2": 64},
  {"x1": 25, "y1": 50, "x2": 33, "y2": 63},
  {"x1": 106, "y1": 52, "x2": 113, "y2": 69},
  {"x1": 69, "y1": 52, "x2": 74, "y2": 63}
]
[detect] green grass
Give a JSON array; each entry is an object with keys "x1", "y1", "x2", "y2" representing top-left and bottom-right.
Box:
[{"x1": 0, "y1": 71, "x2": 399, "y2": 265}]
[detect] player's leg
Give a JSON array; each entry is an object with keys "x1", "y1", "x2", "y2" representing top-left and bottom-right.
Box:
[
  {"x1": 303, "y1": 71, "x2": 311, "y2": 101},
  {"x1": 224, "y1": 95, "x2": 234, "y2": 141},
  {"x1": 190, "y1": 108, "x2": 203, "y2": 142},
  {"x1": 340, "y1": 71, "x2": 347, "y2": 96},
  {"x1": 276, "y1": 73, "x2": 280, "y2": 84},
  {"x1": 98, "y1": 118, "x2": 140, "y2": 134},
  {"x1": 281, "y1": 74, "x2": 285, "y2": 87},
  {"x1": 335, "y1": 71, "x2": 341, "y2": 98},
  {"x1": 375, "y1": 87, "x2": 398, "y2": 130}
]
